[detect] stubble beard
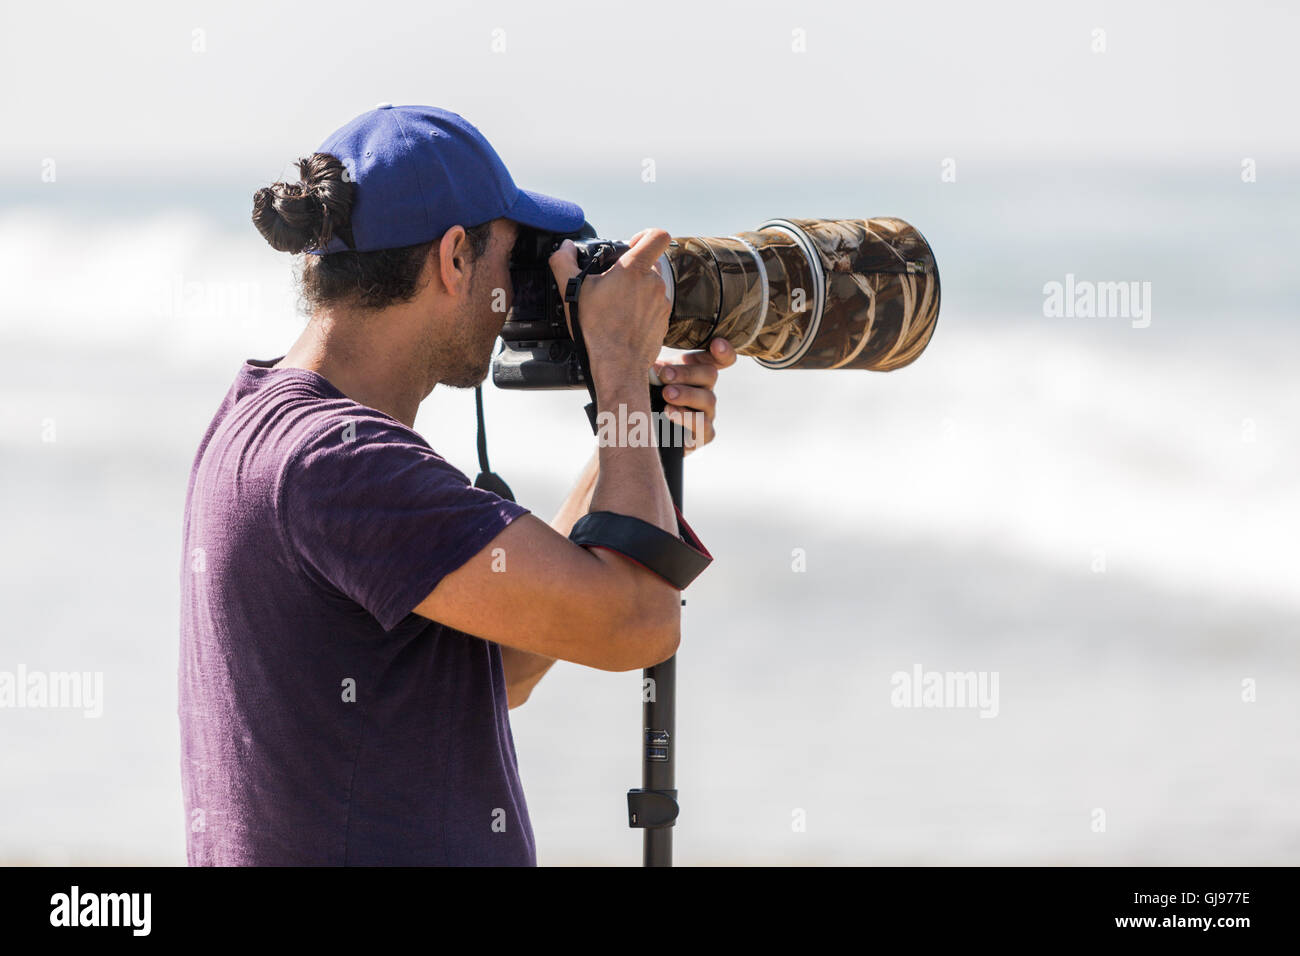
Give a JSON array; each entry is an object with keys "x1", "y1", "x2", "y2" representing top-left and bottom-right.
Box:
[{"x1": 428, "y1": 266, "x2": 503, "y2": 389}]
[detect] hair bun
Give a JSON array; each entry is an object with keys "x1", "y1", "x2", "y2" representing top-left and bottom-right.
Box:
[{"x1": 252, "y1": 153, "x2": 355, "y2": 254}]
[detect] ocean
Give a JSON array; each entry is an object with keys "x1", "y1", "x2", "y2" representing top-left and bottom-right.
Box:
[{"x1": 1, "y1": 163, "x2": 1297, "y2": 864}]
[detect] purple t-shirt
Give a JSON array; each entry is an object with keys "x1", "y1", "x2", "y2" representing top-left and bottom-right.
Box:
[{"x1": 179, "y1": 358, "x2": 535, "y2": 865}]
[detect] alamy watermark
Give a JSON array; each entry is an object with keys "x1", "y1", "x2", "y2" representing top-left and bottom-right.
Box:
[
  {"x1": 595, "y1": 404, "x2": 698, "y2": 450},
  {"x1": 151, "y1": 273, "x2": 262, "y2": 321},
  {"x1": 50, "y1": 886, "x2": 150, "y2": 936},
  {"x1": 0, "y1": 665, "x2": 103, "y2": 718},
  {"x1": 890, "y1": 664, "x2": 999, "y2": 718},
  {"x1": 1043, "y1": 274, "x2": 1151, "y2": 328}
]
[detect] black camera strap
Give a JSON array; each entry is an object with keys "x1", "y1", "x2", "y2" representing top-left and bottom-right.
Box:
[
  {"x1": 473, "y1": 381, "x2": 515, "y2": 501},
  {"x1": 569, "y1": 507, "x2": 713, "y2": 591},
  {"x1": 565, "y1": 257, "x2": 604, "y2": 434},
  {"x1": 473, "y1": 252, "x2": 617, "y2": 501},
  {"x1": 473, "y1": 253, "x2": 606, "y2": 500}
]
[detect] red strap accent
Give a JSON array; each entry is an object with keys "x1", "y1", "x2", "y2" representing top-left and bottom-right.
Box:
[
  {"x1": 574, "y1": 506, "x2": 712, "y2": 590},
  {"x1": 673, "y1": 503, "x2": 712, "y2": 560}
]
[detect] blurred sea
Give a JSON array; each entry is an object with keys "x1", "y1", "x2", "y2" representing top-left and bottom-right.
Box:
[{"x1": 1, "y1": 164, "x2": 1297, "y2": 864}]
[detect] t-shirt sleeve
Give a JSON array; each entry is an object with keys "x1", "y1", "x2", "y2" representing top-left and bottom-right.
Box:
[{"x1": 278, "y1": 409, "x2": 532, "y2": 632}]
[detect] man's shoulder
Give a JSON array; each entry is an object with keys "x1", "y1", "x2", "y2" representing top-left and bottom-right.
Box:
[
  {"x1": 277, "y1": 399, "x2": 476, "y2": 510},
  {"x1": 290, "y1": 402, "x2": 429, "y2": 457},
  {"x1": 215, "y1": 370, "x2": 437, "y2": 479}
]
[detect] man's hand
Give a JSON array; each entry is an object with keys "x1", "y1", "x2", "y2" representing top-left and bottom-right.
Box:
[
  {"x1": 653, "y1": 337, "x2": 736, "y2": 455},
  {"x1": 549, "y1": 228, "x2": 673, "y2": 382}
]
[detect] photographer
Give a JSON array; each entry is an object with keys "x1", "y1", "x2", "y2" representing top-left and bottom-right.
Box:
[{"x1": 178, "y1": 105, "x2": 733, "y2": 866}]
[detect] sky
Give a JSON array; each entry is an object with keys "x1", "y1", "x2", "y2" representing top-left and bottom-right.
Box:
[{"x1": 3, "y1": 0, "x2": 1298, "y2": 188}]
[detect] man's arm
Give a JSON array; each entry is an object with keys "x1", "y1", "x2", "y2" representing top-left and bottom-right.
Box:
[
  {"x1": 500, "y1": 336, "x2": 735, "y2": 707},
  {"x1": 549, "y1": 449, "x2": 599, "y2": 537},
  {"x1": 501, "y1": 451, "x2": 599, "y2": 708},
  {"x1": 413, "y1": 230, "x2": 687, "y2": 673}
]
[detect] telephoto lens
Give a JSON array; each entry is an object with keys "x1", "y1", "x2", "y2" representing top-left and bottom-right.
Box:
[
  {"x1": 496, "y1": 216, "x2": 939, "y2": 388},
  {"x1": 661, "y1": 217, "x2": 939, "y2": 371}
]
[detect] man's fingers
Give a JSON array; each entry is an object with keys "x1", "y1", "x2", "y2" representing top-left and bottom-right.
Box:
[
  {"x1": 666, "y1": 338, "x2": 738, "y2": 370},
  {"x1": 548, "y1": 239, "x2": 579, "y2": 283},
  {"x1": 660, "y1": 383, "x2": 716, "y2": 417},
  {"x1": 663, "y1": 406, "x2": 712, "y2": 453},
  {"x1": 618, "y1": 227, "x2": 672, "y2": 272},
  {"x1": 547, "y1": 240, "x2": 580, "y2": 335},
  {"x1": 625, "y1": 229, "x2": 668, "y2": 281},
  {"x1": 653, "y1": 361, "x2": 718, "y2": 389},
  {"x1": 677, "y1": 337, "x2": 738, "y2": 369}
]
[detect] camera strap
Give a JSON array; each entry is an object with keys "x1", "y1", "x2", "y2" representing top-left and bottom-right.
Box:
[
  {"x1": 564, "y1": 258, "x2": 604, "y2": 434},
  {"x1": 473, "y1": 246, "x2": 606, "y2": 500},
  {"x1": 472, "y1": 253, "x2": 630, "y2": 501},
  {"x1": 569, "y1": 507, "x2": 713, "y2": 591},
  {"x1": 473, "y1": 382, "x2": 515, "y2": 501}
]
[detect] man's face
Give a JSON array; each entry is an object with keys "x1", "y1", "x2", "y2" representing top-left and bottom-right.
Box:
[
  {"x1": 437, "y1": 218, "x2": 520, "y2": 389},
  {"x1": 475, "y1": 217, "x2": 520, "y2": 334}
]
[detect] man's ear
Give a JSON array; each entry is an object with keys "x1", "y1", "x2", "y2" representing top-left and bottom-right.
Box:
[{"x1": 437, "y1": 224, "x2": 471, "y2": 295}]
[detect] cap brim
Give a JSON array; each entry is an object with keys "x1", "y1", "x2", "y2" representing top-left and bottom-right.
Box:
[{"x1": 506, "y1": 188, "x2": 586, "y2": 233}]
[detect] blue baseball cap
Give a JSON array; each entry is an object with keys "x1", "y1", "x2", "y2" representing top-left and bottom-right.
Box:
[{"x1": 311, "y1": 103, "x2": 585, "y2": 254}]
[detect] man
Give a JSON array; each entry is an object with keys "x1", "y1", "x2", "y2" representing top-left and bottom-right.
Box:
[{"x1": 179, "y1": 104, "x2": 734, "y2": 865}]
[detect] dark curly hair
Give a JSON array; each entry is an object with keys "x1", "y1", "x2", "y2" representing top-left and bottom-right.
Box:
[{"x1": 252, "y1": 152, "x2": 493, "y2": 310}]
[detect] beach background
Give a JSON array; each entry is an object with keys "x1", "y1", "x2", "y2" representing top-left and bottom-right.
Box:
[{"x1": 1, "y1": 0, "x2": 1297, "y2": 865}]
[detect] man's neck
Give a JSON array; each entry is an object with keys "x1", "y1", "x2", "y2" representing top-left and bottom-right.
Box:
[{"x1": 276, "y1": 312, "x2": 431, "y2": 428}]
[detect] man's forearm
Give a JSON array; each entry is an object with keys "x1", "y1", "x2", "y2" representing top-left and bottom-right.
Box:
[
  {"x1": 587, "y1": 376, "x2": 676, "y2": 534},
  {"x1": 503, "y1": 451, "x2": 601, "y2": 708},
  {"x1": 506, "y1": 379, "x2": 679, "y2": 705},
  {"x1": 549, "y1": 449, "x2": 599, "y2": 537},
  {"x1": 502, "y1": 645, "x2": 556, "y2": 709}
]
